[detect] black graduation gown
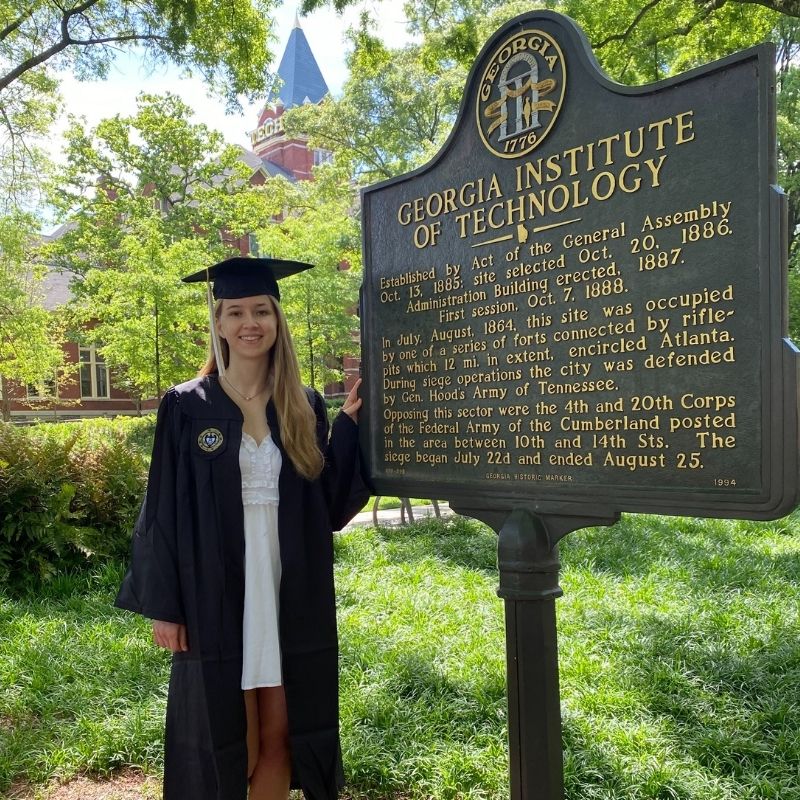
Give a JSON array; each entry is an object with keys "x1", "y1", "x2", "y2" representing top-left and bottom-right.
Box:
[{"x1": 115, "y1": 375, "x2": 369, "y2": 800}]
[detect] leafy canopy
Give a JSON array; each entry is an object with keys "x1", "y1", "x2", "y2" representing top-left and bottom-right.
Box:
[
  {"x1": 255, "y1": 162, "x2": 361, "y2": 389},
  {"x1": 0, "y1": 0, "x2": 278, "y2": 209},
  {"x1": 0, "y1": 210, "x2": 69, "y2": 419},
  {"x1": 43, "y1": 93, "x2": 276, "y2": 398}
]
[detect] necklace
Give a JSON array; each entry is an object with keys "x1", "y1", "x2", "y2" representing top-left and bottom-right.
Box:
[{"x1": 222, "y1": 374, "x2": 268, "y2": 402}]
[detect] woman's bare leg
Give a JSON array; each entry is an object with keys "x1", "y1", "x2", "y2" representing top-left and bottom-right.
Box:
[
  {"x1": 248, "y1": 685, "x2": 291, "y2": 800},
  {"x1": 244, "y1": 689, "x2": 259, "y2": 779}
]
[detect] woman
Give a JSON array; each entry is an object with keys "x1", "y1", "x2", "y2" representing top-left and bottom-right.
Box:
[{"x1": 116, "y1": 256, "x2": 369, "y2": 800}]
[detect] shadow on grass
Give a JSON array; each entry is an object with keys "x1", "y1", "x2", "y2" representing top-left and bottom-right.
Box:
[
  {"x1": 340, "y1": 515, "x2": 800, "y2": 798},
  {"x1": 340, "y1": 516, "x2": 500, "y2": 576},
  {"x1": 340, "y1": 647, "x2": 508, "y2": 798},
  {"x1": 561, "y1": 510, "x2": 800, "y2": 592},
  {"x1": 622, "y1": 610, "x2": 800, "y2": 781},
  {"x1": 345, "y1": 510, "x2": 800, "y2": 595}
]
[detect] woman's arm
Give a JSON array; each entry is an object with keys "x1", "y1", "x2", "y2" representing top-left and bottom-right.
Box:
[
  {"x1": 115, "y1": 390, "x2": 186, "y2": 626},
  {"x1": 315, "y1": 380, "x2": 371, "y2": 529}
]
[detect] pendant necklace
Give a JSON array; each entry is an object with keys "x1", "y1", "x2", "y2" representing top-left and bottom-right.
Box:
[{"x1": 222, "y1": 374, "x2": 267, "y2": 402}]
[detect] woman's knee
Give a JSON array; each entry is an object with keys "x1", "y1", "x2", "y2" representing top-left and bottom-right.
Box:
[{"x1": 259, "y1": 732, "x2": 289, "y2": 766}]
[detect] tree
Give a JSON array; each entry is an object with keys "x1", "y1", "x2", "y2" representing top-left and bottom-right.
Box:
[
  {"x1": 255, "y1": 162, "x2": 361, "y2": 389},
  {"x1": 288, "y1": 1, "x2": 782, "y2": 184},
  {"x1": 0, "y1": 210, "x2": 69, "y2": 420},
  {"x1": 304, "y1": 0, "x2": 800, "y2": 28},
  {"x1": 775, "y1": 19, "x2": 800, "y2": 267},
  {"x1": 0, "y1": 0, "x2": 278, "y2": 208},
  {"x1": 43, "y1": 93, "x2": 276, "y2": 399}
]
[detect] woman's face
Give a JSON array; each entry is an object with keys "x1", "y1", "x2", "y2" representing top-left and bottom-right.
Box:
[{"x1": 216, "y1": 295, "x2": 278, "y2": 363}]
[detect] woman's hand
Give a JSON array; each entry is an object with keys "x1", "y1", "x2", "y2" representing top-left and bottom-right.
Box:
[
  {"x1": 152, "y1": 619, "x2": 189, "y2": 652},
  {"x1": 342, "y1": 378, "x2": 362, "y2": 423}
]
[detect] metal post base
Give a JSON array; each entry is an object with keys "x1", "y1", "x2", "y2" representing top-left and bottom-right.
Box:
[{"x1": 498, "y1": 509, "x2": 564, "y2": 800}]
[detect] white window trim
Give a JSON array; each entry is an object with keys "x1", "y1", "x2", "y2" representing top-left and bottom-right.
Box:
[
  {"x1": 80, "y1": 344, "x2": 110, "y2": 399},
  {"x1": 26, "y1": 375, "x2": 58, "y2": 401}
]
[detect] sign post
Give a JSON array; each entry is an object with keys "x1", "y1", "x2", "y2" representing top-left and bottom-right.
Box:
[{"x1": 359, "y1": 10, "x2": 799, "y2": 798}]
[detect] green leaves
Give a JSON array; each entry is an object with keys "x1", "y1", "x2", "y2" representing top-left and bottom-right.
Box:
[
  {"x1": 0, "y1": 210, "x2": 69, "y2": 415},
  {"x1": 0, "y1": 0, "x2": 276, "y2": 207},
  {"x1": 44, "y1": 92, "x2": 267, "y2": 399},
  {"x1": 256, "y1": 163, "x2": 362, "y2": 388}
]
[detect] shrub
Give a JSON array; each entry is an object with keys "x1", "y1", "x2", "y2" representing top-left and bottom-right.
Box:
[
  {"x1": 0, "y1": 425, "x2": 90, "y2": 593},
  {"x1": 0, "y1": 417, "x2": 152, "y2": 592},
  {"x1": 325, "y1": 396, "x2": 346, "y2": 427},
  {"x1": 68, "y1": 437, "x2": 148, "y2": 561}
]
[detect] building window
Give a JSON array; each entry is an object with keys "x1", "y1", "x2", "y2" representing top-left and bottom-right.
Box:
[
  {"x1": 80, "y1": 345, "x2": 110, "y2": 398},
  {"x1": 247, "y1": 234, "x2": 261, "y2": 256},
  {"x1": 313, "y1": 149, "x2": 333, "y2": 166},
  {"x1": 27, "y1": 376, "x2": 57, "y2": 400}
]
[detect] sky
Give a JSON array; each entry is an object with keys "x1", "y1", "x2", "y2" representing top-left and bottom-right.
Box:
[{"x1": 54, "y1": 1, "x2": 414, "y2": 155}]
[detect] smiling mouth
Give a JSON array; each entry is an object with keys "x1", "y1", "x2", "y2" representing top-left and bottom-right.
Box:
[{"x1": 239, "y1": 335, "x2": 262, "y2": 341}]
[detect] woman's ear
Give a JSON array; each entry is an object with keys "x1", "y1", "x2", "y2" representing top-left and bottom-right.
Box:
[{"x1": 215, "y1": 304, "x2": 225, "y2": 340}]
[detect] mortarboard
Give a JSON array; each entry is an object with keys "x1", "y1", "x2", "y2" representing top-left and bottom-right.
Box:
[
  {"x1": 182, "y1": 256, "x2": 314, "y2": 376},
  {"x1": 182, "y1": 256, "x2": 313, "y2": 302}
]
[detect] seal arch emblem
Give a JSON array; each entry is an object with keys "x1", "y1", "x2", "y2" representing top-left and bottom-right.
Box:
[{"x1": 476, "y1": 28, "x2": 566, "y2": 159}]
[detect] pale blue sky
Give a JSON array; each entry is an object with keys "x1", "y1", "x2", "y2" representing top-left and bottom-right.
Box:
[{"x1": 54, "y1": 1, "x2": 412, "y2": 155}]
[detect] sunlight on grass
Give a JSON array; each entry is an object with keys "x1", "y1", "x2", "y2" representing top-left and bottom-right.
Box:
[{"x1": 1, "y1": 511, "x2": 799, "y2": 798}]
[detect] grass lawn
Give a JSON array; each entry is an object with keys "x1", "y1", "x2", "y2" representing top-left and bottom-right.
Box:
[
  {"x1": 1, "y1": 511, "x2": 799, "y2": 799},
  {"x1": 359, "y1": 497, "x2": 436, "y2": 512}
]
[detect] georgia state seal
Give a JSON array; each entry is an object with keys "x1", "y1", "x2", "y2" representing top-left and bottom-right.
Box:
[{"x1": 476, "y1": 28, "x2": 566, "y2": 159}]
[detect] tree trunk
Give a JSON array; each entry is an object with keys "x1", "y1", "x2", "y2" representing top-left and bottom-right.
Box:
[
  {"x1": 0, "y1": 375, "x2": 11, "y2": 422},
  {"x1": 154, "y1": 299, "x2": 161, "y2": 398},
  {"x1": 306, "y1": 291, "x2": 315, "y2": 389}
]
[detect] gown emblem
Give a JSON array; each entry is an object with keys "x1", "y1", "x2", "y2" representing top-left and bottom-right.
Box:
[{"x1": 198, "y1": 427, "x2": 224, "y2": 452}]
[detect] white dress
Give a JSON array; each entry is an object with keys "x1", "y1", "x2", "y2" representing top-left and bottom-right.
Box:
[{"x1": 239, "y1": 431, "x2": 283, "y2": 690}]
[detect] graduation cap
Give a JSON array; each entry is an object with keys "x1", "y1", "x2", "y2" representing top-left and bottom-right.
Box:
[
  {"x1": 182, "y1": 256, "x2": 314, "y2": 376},
  {"x1": 182, "y1": 256, "x2": 313, "y2": 302}
]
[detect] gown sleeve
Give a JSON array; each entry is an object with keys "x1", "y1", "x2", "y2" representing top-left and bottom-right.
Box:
[
  {"x1": 312, "y1": 390, "x2": 371, "y2": 531},
  {"x1": 115, "y1": 389, "x2": 185, "y2": 624}
]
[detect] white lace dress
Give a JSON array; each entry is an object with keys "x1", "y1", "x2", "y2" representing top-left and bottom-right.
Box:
[{"x1": 239, "y1": 431, "x2": 283, "y2": 690}]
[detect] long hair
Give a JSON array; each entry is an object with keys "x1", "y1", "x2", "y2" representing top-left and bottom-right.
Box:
[{"x1": 199, "y1": 296, "x2": 324, "y2": 480}]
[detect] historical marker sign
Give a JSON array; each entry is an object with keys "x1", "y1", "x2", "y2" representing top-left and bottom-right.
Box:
[{"x1": 361, "y1": 11, "x2": 799, "y2": 520}]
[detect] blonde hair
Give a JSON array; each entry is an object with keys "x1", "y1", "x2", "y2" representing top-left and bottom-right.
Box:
[{"x1": 199, "y1": 296, "x2": 324, "y2": 480}]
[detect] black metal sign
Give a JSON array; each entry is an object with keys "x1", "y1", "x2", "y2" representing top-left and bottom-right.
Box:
[{"x1": 360, "y1": 11, "x2": 799, "y2": 520}]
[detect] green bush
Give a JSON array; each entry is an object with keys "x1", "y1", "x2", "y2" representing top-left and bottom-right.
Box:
[
  {"x1": 68, "y1": 438, "x2": 149, "y2": 561},
  {"x1": 325, "y1": 396, "x2": 346, "y2": 427},
  {"x1": 1, "y1": 401, "x2": 366, "y2": 590},
  {"x1": 0, "y1": 425, "x2": 90, "y2": 593},
  {"x1": 0, "y1": 417, "x2": 152, "y2": 592},
  {"x1": 788, "y1": 267, "x2": 800, "y2": 344}
]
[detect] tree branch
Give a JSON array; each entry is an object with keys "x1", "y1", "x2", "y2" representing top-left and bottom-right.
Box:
[
  {"x1": 0, "y1": 5, "x2": 35, "y2": 43},
  {"x1": 0, "y1": 0, "x2": 167, "y2": 93},
  {"x1": 740, "y1": 0, "x2": 800, "y2": 14},
  {"x1": 596, "y1": 0, "x2": 730, "y2": 58},
  {"x1": 594, "y1": 0, "x2": 665, "y2": 49},
  {"x1": 70, "y1": 32, "x2": 167, "y2": 46},
  {"x1": 0, "y1": 39, "x2": 72, "y2": 92}
]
